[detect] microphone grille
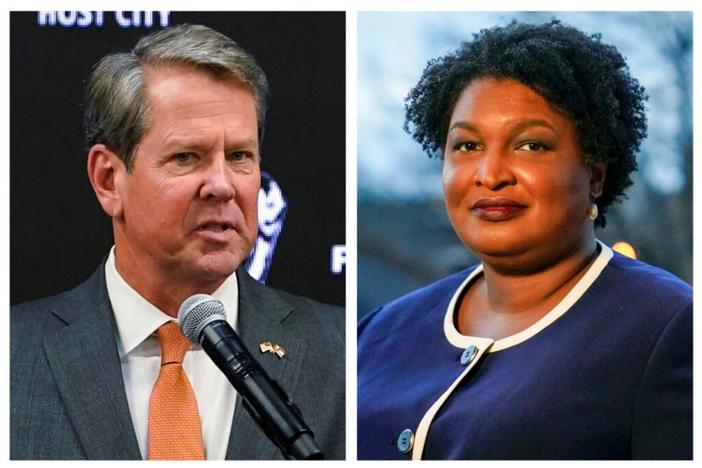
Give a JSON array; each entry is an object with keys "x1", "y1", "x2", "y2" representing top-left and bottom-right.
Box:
[{"x1": 178, "y1": 294, "x2": 227, "y2": 342}]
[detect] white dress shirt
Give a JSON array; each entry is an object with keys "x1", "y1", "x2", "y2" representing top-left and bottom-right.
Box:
[{"x1": 104, "y1": 247, "x2": 238, "y2": 460}]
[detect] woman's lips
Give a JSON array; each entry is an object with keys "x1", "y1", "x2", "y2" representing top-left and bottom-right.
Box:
[{"x1": 470, "y1": 198, "x2": 527, "y2": 221}]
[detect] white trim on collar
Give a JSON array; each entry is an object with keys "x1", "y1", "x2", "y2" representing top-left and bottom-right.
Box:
[{"x1": 443, "y1": 240, "x2": 613, "y2": 352}]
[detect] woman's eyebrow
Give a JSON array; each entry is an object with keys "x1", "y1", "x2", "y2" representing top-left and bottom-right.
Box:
[
  {"x1": 448, "y1": 119, "x2": 559, "y2": 135},
  {"x1": 509, "y1": 119, "x2": 558, "y2": 135},
  {"x1": 448, "y1": 121, "x2": 479, "y2": 133}
]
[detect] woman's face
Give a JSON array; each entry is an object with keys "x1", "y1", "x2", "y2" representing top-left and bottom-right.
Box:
[{"x1": 442, "y1": 78, "x2": 604, "y2": 271}]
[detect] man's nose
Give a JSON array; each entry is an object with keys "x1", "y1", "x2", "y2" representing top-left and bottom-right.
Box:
[
  {"x1": 199, "y1": 155, "x2": 235, "y2": 201},
  {"x1": 473, "y1": 146, "x2": 516, "y2": 190}
]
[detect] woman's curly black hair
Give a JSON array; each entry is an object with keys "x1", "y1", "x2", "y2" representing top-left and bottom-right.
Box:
[{"x1": 404, "y1": 19, "x2": 648, "y2": 227}]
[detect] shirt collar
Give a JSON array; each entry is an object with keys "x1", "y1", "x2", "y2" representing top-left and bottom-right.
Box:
[{"x1": 104, "y1": 246, "x2": 239, "y2": 358}]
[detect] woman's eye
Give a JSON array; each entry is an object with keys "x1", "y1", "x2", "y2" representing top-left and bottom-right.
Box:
[
  {"x1": 455, "y1": 141, "x2": 481, "y2": 152},
  {"x1": 517, "y1": 142, "x2": 547, "y2": 152}
]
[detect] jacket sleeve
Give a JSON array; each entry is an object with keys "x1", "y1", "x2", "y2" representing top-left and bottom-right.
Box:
[{"x1": 631, "y1": 301, "x2": 692, "y2": 459}]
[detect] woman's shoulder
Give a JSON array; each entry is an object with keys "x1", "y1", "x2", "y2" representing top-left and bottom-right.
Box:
[
  {"x1": 593, "y1": 251, "x2": 692, "y2": 335},
  {"x1": 359, "y1": 265, "x2": 479, "y2": 334},
  {"x1": 604, "y1": 251, "x2": 691, "y2": 303}
]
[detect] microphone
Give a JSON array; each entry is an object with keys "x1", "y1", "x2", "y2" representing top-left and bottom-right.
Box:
[{"x1": 177, "y1": 294, "x2": 324, "y2": 460}]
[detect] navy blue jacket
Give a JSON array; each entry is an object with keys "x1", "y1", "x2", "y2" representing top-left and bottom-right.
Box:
[{"x1": 358, "y1": 247, "x2": 691, "y2": 459}]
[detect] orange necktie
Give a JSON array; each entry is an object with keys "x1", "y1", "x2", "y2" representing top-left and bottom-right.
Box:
[{"x1": 147, "y1": 322, "x2": 205, "y2": 460}]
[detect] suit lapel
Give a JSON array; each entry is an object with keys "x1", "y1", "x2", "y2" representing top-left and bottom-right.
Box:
[
  {"x1": 43, "y1": 267, "x2": 141, "y2": 460},
  {"x1": 225, "y1": 269, "x2": 307, "y2": 460}
]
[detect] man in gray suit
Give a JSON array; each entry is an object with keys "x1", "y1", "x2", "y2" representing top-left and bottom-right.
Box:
[{"x1": 11, "y1": 24, "x2": 344, "y2": 460}]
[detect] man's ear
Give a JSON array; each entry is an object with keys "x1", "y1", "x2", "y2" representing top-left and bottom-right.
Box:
[
  {"x1": 87, "y1": 144, "x2": 126, "y2": 219},
  {"x1": 590, "y1": 161, "x2": 606, "y2": 198}
]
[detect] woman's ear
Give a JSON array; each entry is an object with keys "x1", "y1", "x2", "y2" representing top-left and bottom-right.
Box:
[
  {"x1": 87, "y1": 144, "x2": 126, "y2": 219},
  {"x1": 589, "y1": 161, "x2": 607, "y2": 198}
]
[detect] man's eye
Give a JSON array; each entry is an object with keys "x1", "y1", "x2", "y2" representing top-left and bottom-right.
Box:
[
  {"x1": 516, "y1": 142, "x2": 547, "y2": 152},
  {"x1": 227, "y1": 151, "x2": 254, "y2": 162},
  {"x1": 173, "y1": 153, "x2": 197, "y2": 163}
]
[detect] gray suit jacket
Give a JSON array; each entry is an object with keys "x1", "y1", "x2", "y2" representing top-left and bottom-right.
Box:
[{"x1": 10, "y1": 264, "x2": 345, "y2": 460}]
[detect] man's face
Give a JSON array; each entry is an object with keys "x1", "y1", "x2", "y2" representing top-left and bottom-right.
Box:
[{"x1": 113, "y1": 64, "x2": 260, "y2": 288}]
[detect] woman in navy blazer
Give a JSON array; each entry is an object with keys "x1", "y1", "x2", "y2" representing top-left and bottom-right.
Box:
[{"x1": 357, "y1": 20, "x2": 691, "y2": 460}]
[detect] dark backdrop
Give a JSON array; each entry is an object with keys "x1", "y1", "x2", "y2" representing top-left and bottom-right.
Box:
[{"x1": 10, "y1": 11, "x2": 345, "y2": 306}]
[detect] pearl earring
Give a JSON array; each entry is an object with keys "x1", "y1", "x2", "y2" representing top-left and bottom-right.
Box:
[{"x1": 587, "y1": 203, "x2": 598, "y2": 221}]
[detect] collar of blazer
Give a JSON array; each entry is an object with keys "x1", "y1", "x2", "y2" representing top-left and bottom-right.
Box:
[
  {"x1": 43, "y1": 264, "x2": 142, "y2": 459},
  {"x1": 226, "y1": 268, "x2": 309, "y2": 460}
]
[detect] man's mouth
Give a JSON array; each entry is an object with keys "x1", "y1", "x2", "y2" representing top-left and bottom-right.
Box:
[{"x1": 197, "y1": 223, "x2": 231, "y2": 232}]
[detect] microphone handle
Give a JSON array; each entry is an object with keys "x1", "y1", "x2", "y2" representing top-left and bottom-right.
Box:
[{"x1": 199, "y1": 321, "x2": 324, "y2": 460}]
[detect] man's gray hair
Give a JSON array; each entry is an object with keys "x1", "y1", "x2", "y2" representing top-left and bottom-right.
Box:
[{"x1": 84, "y1": 24, "x2": 269, "y2": 170}]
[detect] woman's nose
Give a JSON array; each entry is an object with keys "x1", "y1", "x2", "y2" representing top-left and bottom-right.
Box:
[{"x1": 473, "y1": 147, "x2": 517, "y2": 190}]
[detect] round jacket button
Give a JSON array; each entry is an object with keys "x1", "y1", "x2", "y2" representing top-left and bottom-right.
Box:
[
  {"x1": 460, "y1": 345, "x2": 479, "y2": 365},
  {"x1": 397, "y1": 428, "x2": 414, "y2": 454}
]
